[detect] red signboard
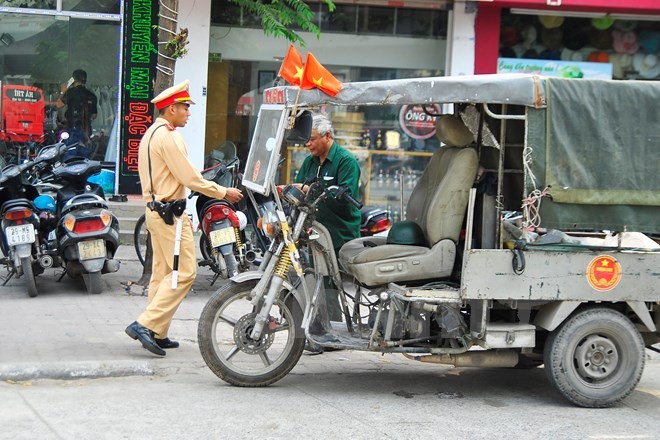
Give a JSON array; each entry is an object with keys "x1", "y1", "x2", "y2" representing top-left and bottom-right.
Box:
[
  {"x1": 1, "y1": 85, "x2": 44, "y2": 143},
  {"x1": 485, "y1": 0, "x2": 660, "y2": 14}
]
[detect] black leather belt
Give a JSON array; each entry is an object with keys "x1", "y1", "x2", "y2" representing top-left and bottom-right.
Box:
[{"x1": 147, "y1": 199, "x2": 186, "y2": 225}]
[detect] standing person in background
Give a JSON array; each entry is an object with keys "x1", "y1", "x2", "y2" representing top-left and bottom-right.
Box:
[
  {"x1": 295, "y1": 113, "x2": 361, "y2": 324},
  {"x1": 59, "y1": 69, "x2": 98, "y2": 138},
  {"x1": 125, "y1": 80, "x2": 243, "y2": 357}
]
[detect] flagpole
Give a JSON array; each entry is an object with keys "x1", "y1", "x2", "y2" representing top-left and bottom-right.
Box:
[{"x1": 289, "y1": 86, "x2": 302, "y2": 129}]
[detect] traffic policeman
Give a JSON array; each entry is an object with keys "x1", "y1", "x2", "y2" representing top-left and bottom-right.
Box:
[{"x1": 126, "y1": 80, "x2": 243, "y2": 356}]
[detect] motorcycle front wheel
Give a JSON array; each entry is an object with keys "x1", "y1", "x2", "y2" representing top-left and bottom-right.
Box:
[
  {"x1": 198, "y1": 279, "x2": 305, "y2": 387},
  {"x1": 133, "y1": 214, "x2": 147, "y2": 267}
]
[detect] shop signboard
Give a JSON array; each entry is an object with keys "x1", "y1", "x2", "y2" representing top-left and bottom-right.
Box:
[
  {"x1": 1, "y1": 84, "x2": 44, "y2": 142},
  {"x1": 119, "y1": 0, "x2": 159, "y2": 195},
  {"x1": 398, "y1": 104, "x2": 442, "y2": 140},
  {"x1": 486, "y1": 0, "x2": 660, "y2": 13},
  {"x1": 497, "y1": 58, "x2": 613, "y2": 79}
]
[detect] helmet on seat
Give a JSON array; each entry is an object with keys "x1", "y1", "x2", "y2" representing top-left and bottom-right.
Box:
[
  {"x1": 386, "y1": 220, "x2": 427, "y2": 246},
  {"x1": 34, "y1": 194, "x2": 56, "y2": 212}
]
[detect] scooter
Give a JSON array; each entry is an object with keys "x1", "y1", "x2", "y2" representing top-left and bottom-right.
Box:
[
  {"x1": 359, "y1": 205, "x2": 391, "y2": 237},
  {"x1": 0, "y1": 141, "x2": 63, "y2": 297},
  {"x1": 41, "y1": 150, "x2": 121, "y2": 294},
  {"x1": 0, "y1": 161, "x2": 43, "y2": 297},
  {"x1": 194, "y1": 148, "x2": 273, "y2": 285}
]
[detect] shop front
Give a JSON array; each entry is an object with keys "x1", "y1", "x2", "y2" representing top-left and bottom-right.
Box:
[
  {"x1": 1, "y1": 0, "x2": 455, "y2": 207},
  {"x1": 0, "y1": 1, "x2": 121, "y2": 170},
  {"x1": 207, "y1": 0, "x2": 452, "y2": 215},
  {"x1": 475, "y1": 0, "x2": 660, "y2": 81}
]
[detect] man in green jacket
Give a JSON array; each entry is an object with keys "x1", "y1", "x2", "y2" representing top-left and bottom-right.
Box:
[{"x1": 295, "y1": 113, "x2": 361, "y2": 322}]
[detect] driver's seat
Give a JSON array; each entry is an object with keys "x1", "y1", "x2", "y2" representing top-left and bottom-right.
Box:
[{"x1": 338, "y1": 146, "x2": 478, "y2": 286}]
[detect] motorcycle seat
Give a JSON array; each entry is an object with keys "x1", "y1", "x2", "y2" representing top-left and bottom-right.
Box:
[
  {"x1": 200, "y1": 198, "x2": 236, "y2": 216},
  {"x1": 338, "y1": 147, "x2": 478, "y2": 286},
  {"x1": 1, "y1": 198, "x2": 34, "y2": 214},
  {"x1": 61, "y1": 194, "x2": 108, "y2": 216}
]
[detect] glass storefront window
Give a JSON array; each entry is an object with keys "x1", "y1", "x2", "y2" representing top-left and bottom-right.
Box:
[
  {"x1": 1, "y1": 10, "x2": 119, "y2": 161},
  {"x1": 63, "y1": 0, "x2": 119, "y2": 14},
  {"x1": 210, "y1": 0, "x2": 241, "y2": 26},
  {"x1": 286, "y1": 103, "x2": 441, "y2": 220},
  {"x1": 0, "y1": 0, "x2": 118, "y2": 13},
  {"x1": 0, "y1": 0, "x2": 55, "y2": 9},
  {"x1": 500, "y1": 9, "x2": 660, "y2": 81},
  {"x1": 210, "y1": 0, "x2": 447, "y2": 38},
  {"x1": 207, "y1": 60, "x2": 442, "y2": 214},
  {"x1": 322, "y1": 3, "x2": 357, "y2": 33},
  {"x1": 397, "y1": 8, "x2": 433, "y2": 38},
  {"x1": 359, "y1": 6, "x2": 394, "y2": 35}
]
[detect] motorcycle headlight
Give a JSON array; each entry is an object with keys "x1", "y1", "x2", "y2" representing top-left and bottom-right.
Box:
[{"x1": 257, "y1": 209, "x2": 281, "y2": 238}]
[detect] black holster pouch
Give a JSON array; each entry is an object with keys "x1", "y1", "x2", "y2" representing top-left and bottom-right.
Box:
[{"x1": 148, "y1": 199, "x2": 186, "y2": 225}]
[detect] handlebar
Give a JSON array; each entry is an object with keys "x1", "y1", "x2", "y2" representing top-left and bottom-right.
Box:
[
  {"x1": 189, "y1": 158, "x2": 240, "y2": 199},
  {"x1": 305, "y1": 181, "x2": 363, "y2": 210},
  {"x1": 332, "y1": 185, "x2": 363, "y2": 209}
]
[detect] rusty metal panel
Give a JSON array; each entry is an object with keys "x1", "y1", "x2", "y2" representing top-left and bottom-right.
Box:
[{"x1": 461, "y1": 249, "x2": 660, "y2": 302}]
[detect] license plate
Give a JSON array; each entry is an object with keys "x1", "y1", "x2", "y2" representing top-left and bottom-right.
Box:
[
  {"x1": 6, "y1": 224, "x2": 35, "y2": 246},
  {"x1": 77, "y1": 239, "x2": 106, "y2": 260},
  {"x1": 210, "y1": 227, "x2": 236, "y2": 247}
]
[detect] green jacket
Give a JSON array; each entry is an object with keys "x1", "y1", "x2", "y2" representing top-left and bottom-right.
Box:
[{"x1": 295, "y1": 141, "x2": 361, "y2": 250}]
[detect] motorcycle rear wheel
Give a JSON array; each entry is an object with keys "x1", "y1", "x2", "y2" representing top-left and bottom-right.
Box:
[
  {"x1": 20, "y1": 257, "x2": 38, "y2": 298},
  {"x1": 83, "y1": 272, "x2": 104, "y2": 294},
  {"x1": 198, "y1": 279, "x2": 304, "y2": 387}
]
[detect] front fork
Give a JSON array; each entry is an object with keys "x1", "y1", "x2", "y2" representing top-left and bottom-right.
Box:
[{"x1": 249, "y1": 243, "x2": 292, "y2": 339}]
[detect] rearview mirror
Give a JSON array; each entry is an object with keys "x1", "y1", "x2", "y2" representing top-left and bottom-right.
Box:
[{"x1": 285, "y1": 110, "x2": 312, "y2": 144}]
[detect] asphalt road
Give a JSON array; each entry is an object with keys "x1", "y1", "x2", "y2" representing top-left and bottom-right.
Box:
[{"x1": 0, "y1": 246, "x2": 659, "y2": 439}]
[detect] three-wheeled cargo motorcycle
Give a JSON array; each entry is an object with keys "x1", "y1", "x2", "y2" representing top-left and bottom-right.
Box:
[{"x1": 197, "y1": 74, "x2": 660, "y2": 408}]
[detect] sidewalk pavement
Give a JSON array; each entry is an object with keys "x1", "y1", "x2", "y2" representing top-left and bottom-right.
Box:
[{"x1": 0, "y1": 242, "x2": 223, "y2": 381}]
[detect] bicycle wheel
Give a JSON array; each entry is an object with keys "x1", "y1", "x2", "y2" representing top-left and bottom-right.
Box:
[{"x1": 133, "y1": 214, "x2": 148, "y2": 267}]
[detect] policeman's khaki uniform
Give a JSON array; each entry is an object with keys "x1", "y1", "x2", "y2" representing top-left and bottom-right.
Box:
[{"x1": 136, "y1": 83, "x2": 227, "y2": 339}]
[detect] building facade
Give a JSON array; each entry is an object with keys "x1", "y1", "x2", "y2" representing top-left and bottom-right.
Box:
[{"x1": 1, "y1": 1, "x2": 657, "y2": 207}]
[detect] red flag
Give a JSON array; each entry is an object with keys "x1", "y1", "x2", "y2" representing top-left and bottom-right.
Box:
[
  {"x1": 300, "y1": 52, "x2": 343, "y2": 97},
  {"x1": 278, "y1": 45, "x2": 304, "y2": 86}
]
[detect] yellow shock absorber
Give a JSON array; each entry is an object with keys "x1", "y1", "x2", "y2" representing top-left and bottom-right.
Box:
[
  {"x1": 233, "y1": 227, "x2": 242, "y2": 248},
  {"x1": 274, "y1": 250, "x2": 292, "y2": 278}
]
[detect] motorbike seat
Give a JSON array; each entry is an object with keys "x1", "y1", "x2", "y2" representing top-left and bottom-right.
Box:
[
  {"x1": 1, "y1": 198, "x2": 34, "y2": 214},
  {"x1": 60, "y1": 194, "x2": 108, "y2": 216},
  {"x1": 338, "y1": 146, "x2": 478, "y2": 286},
  {"x1": 200, "y1": 198, "x2": 236, "y2": 217}
]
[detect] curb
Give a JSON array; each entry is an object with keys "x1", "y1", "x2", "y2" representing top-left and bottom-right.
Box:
[{"x1": 0, "y1": 360, "x2": 154, "y2": 381}]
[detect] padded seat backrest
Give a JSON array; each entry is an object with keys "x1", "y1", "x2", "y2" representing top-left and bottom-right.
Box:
[{"x1": 406, "y1": 147, "x2": 478, "y2": 246}]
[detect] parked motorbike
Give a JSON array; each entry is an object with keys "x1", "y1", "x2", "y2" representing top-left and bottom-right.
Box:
[
  {"x1": 0, "y1": 139, "x2": 66, "y2": 297},
  {"x1": 359, "y1": 205, "x2": 391, "y2": 237},
  {"x1": 0, "y1": 153, "x2": 51, "y2": 297},
  {"x1": 194, "y1": 143, "x2": 274, "y2": 285},
  {"x1": 134, "y1": 143, "x2": 276, "y2": 285},
  {"x1": 39, "y1": 141, "x2": 121, "y2": 294}
]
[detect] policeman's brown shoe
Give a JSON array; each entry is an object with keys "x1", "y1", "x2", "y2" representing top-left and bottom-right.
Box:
[
  {"x1": 125, "y1": 321, "x2": 166, "y2": 356},
  {"x1": 155, "y1": 337, "x2": 179, "y2": 349}
]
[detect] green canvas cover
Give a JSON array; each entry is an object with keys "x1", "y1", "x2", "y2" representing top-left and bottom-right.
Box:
[{"x1": 527, "y1": 77, "x2": 660, "y2": 233}]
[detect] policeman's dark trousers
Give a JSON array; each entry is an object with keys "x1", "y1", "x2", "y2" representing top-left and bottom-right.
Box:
[{"x1": 138, "y1": 209, "x2": 196, "y2": 339}]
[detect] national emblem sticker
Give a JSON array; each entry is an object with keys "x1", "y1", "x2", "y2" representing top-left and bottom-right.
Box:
[{"x1": 586, "y1": 255, "x2": 622, "y2": 291}]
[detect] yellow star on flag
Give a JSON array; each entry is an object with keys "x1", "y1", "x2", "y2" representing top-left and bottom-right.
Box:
[{"x1": 294, "y1": 66, "x2": 304, "y2": 81}]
